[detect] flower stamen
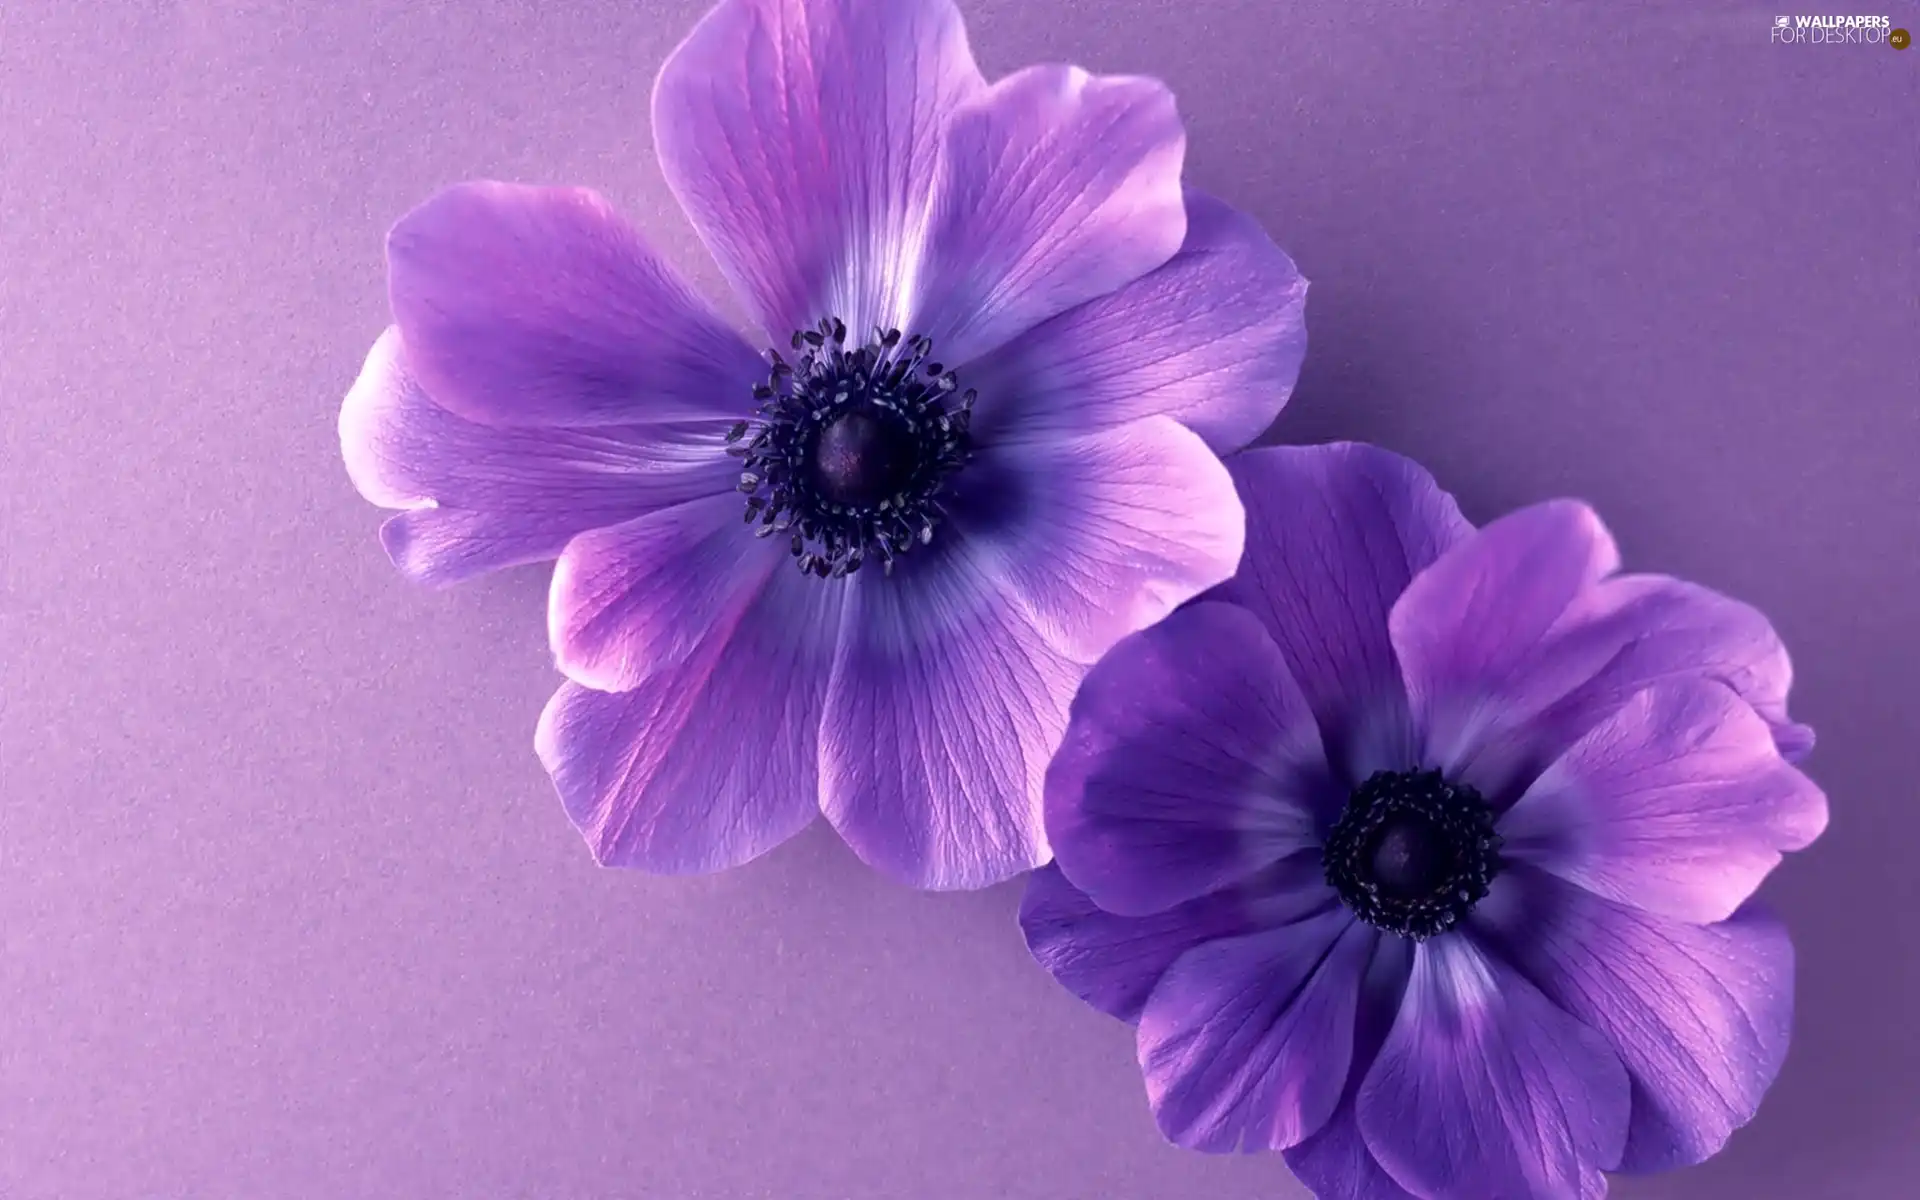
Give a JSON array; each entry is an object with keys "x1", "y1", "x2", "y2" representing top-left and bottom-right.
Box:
[
  {"x1": 731, "y1": 317, "x2": 975, "y2": 578},
  {"x1": 1321, "y1": 769, "x2": 1501, "y2": 941}
]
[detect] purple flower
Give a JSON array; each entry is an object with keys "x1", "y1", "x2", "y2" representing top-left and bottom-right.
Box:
[
  {"x1": 338, "y1": 0, "x2": 1307, "y2": 889},
  {"x1": 1020, "y1": 444, "x2": 1825, "y2": 1197}
]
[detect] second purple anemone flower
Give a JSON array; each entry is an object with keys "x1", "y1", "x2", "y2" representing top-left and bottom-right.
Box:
[
  {"x1": 338, "y1": 0, "x2": 1307, "y2": 889},
  {"x1": 1021, "y1": 444, "x2": 1826, "y2": 1197}
]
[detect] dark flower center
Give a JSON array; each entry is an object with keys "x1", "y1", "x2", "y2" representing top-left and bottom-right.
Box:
[
  {"x1": 812, "y1": 411, "x2": 916, "y2": 507},
  {"x1": 729, "y1": 317, "x2": 975, "y2": 578},
  {"x1": 1321, "y1": 769, "x2": 1501, "y2": 941}
]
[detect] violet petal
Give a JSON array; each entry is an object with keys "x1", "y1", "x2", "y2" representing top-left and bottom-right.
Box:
[
  {"x1": 387, "y1": 182, "x2": 763, "y2": 427},
  {"x1": 1211, "y1": 445, "x2": 1474, "y2": 788},
  {"x1": 964, "y1": 190, "x2": 1306, "y2": 456},
  {"x1": 652, "y1": 0, "x2": 988, "y2": 338},
  {"x1": 1356, "y1": 934, "x2": 1630, "y2": 1199},
  {"x1": 1043, "y1": 602, "x2": 1327, "y2": 917},
  {"x1": 1499, "y1": 677, "x2": 1827, "y2": 923},
  {"x1": 1139, "y1": 911, "x2": 1376, "y2": 1153},
  {"x1": 912, "y1": 64, "x2": 1187, "y2": 367}
]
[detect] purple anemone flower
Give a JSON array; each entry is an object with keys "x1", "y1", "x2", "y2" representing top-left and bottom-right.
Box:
[
  {"x1": 1020, "y1": 444, "x2": 1826, "y2": 1197},
  {"x1": 338, "y1": 0, "x2": 1307, "y2": 889}
]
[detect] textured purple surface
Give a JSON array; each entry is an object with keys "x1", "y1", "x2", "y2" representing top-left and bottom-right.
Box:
[{"x1": 0, "y1": 1, "x2": 1913, "y2": 1197}]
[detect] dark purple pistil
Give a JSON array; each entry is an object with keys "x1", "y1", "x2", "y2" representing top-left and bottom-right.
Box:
[
  {"x1": 1369, "y1": 816, "x2": 1457, "y2": 899},
  {"x1": 812, "y1": 411, "x2": 916, "y2": 508}
]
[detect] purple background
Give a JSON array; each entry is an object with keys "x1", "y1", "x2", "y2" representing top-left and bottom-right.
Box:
[{"x1": 2, "y1": 1, "x2": 1914, "y2": 1196}]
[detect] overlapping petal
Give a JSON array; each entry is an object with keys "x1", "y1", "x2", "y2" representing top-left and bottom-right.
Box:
[
  {"x1": 548, "y1": 494, "x2": 786, "y2": 692},
  {"x1": 1390, "y1": 500, "x2": 1620, "y2": 793},
  {"x1": 1283, "y1": 1104, "x2": 1422, "y2": 1200},
  {"x1": 1139, "y1": 911, "x2": 1376, "y2": 1153},
  {"x1": 965, "y1": 415, "x2": 1245, "y2": 669},
  {"x1": 965, "y1": 190, "x2": 1306, "y2": 454},
  {"x1": 818, "y1": 534, "x2": 1080, "y2": 890},
  {"x1": 652, "y1": 0, "x2": 988, "y2": 337},
  {"x1": 909, "y1": 64, "x2": 1188, "y2": 366},
  {"x1": 340, "y1": 329, "x2": 740, "y2": 584},
  {"x1": 1043, "y1": 602, "x2": 1327, "y2": 917},
  {"x1": 1356, "y1": 935, "x2": 1631, "y2": 1199},
  {"x1": 536, "y1": 564, "x2": 842, "y2": 873},
  {"x1": 1019, "y1": 863, "x2": 1290, "y2": 1024},
  {"x1": 1476, "y1": 866, "x2": 1798, "y2": 1173},
  {"x1": 1499, "y1": 678, "x2": 1827, "y2": 923},
  {"x1": 386, "y1": 182, "x2": 765, "y2": 427},
  {"x1": 1392, "y1": 503, "x2": 1813, "y2": 801},
  {"x1": 1210, "y1": 445, "x2": 1474, "y2": 785},
  {"x1": 1283, "y1": 937, "x2": 1422, "y2": 1200},
  {"x1": 1516, "y1": 575, "x2": 1815, "y2": 767}
]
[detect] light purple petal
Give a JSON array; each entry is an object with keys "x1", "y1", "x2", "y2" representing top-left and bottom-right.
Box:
[
  {"x1": 1392, "y1": 503, "x2": 1812, "y2": 801},
  {"x1": 340, "y1": 329, "x2": 740, "y2": 585},
  {"x1": 1139, "y1": 911, "x2": 1376, "y2": 1153},
  {"x1": 386, "y1": 182, "x2": 764, "y2": 427},
  {"x1": 1475, "y1": 866, "x2": 1797, "y2": 1173},
  {"x1": 548, "y1": 493, "x2": 786, "y2": 692},
  {"x1": 651, "y1": 0, "x2": 987, "y2": 338},
  {"x1": 1043, "y1": 602, "x2": 1329, "y2": 918},
  {"x1": 1500, "y1": 678, "x2": 1827, "y2": 923},
  {"x1": 964, "y1": 190, "x2": 1306, "y2": 455},
  {"x1": 1391, "y1": 500, "x2": 1619, "y2": 792},
  {"x1": 1516, "y1": 574, "x2": 1815, "y2": 768},
  {"x1": 1209, "y1": 445, "x2": 1474, "y2": 786},
  {"x1": 818, "y1": 533, "x2": 1080, "y2": 890},
  {"x1": 968, "y1": 415, "x2": 1244, "y2": 669},
  {"x1": 1356, "y1": 934, "x2": 1630, "y2": 1200},
  {"x1": 534, "y1": 565, "x2": 842, "y2": 873},
  {"x1": 911, "y1": 64, "x2": 1187, "y2": 367},
  {"x1": 1018, "y1": 860, "x2": 1328, "y2": 1025}
]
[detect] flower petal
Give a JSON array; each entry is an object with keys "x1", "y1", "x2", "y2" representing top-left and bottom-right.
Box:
[
  {"x1": 548, "y1": 493, "x2": 786, "y2": 692},
  {"x1": 1021, "y1": 865, "x2": 1222, "y2": 1024},
  {"x1": 1018, "y1": 860, "x2": 1328, "y2": 1024},
  {"x1": 340, "y1": 329, "x2": 741, "y2": 584},
  {"x1": 1500, "y1": 678, "x2": 1827, "y2": 923},
  {"x1": 651, "y1": 0, "x2": 987, "y2": 337},
  {"x1": 1043, "y1": 602, "x2": 1329, "y2": 918},
  {"x1": 962, "y1": 415, "x2": 1244, "y2": 670},
  {"x1": 1356, "y1": 934, "x2": 1630, "y2": 1200},
  {"x1": 911, "y1": 64, "x2": 1187, "y2": 366},
  {"x1": 1516, "y1": 575, "x2": 1814, "y2": 769},
  {"x1": 1283, "y1": 1105, "x2": 1423, "y2": 1200},
  {"x1": 1391, "y1": 499, "x2": 1618, "y2": 773},
  {"x1": 1392, "y1": 502, "x2": 1812, "y2": 801},
  {"x1": 1475, "y1": 866, "x2": 1797, "y2": 1174},
  {"x1": 535, "y1": 564, "x2": 841, "y2": 873},
  {"x1": 1391, "y1": 500, "x2": 1620, "y2": 800},
  {"x1": 1283, "y1": 937, "x2": 1422, "y2": 1200},
  {"x1": 964, "y1": 190, "x2": 1307, "y2": 455},
  {"x1": 387, "y1": 182, "x2": 765, "y2": 427},
  {"x1": 818, "y1": 534, "x2": 1079, "y2": 889},
  {"x1": 1209, "y1": 445, "x2": 1474, "y2": 786},
  {"x1": 1139, "y1": 911, "x2": 1376, "y2": 1153}
]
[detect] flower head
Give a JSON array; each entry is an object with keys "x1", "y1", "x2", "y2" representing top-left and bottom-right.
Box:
[
  {"x1": 1020, "y1": 444, "x2": 1825, "y2": 1196},
  {"x1": 339, "y1": 0, "x2": 1307, "y2": 889}
]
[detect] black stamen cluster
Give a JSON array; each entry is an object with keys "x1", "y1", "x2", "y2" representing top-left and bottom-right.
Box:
[
  {"x1": 1321, "y1": 769, "x2": 1502, "y2": 941},
  {"x1": 729, "y1": 317, "x2": 976, "y2": 579}
]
